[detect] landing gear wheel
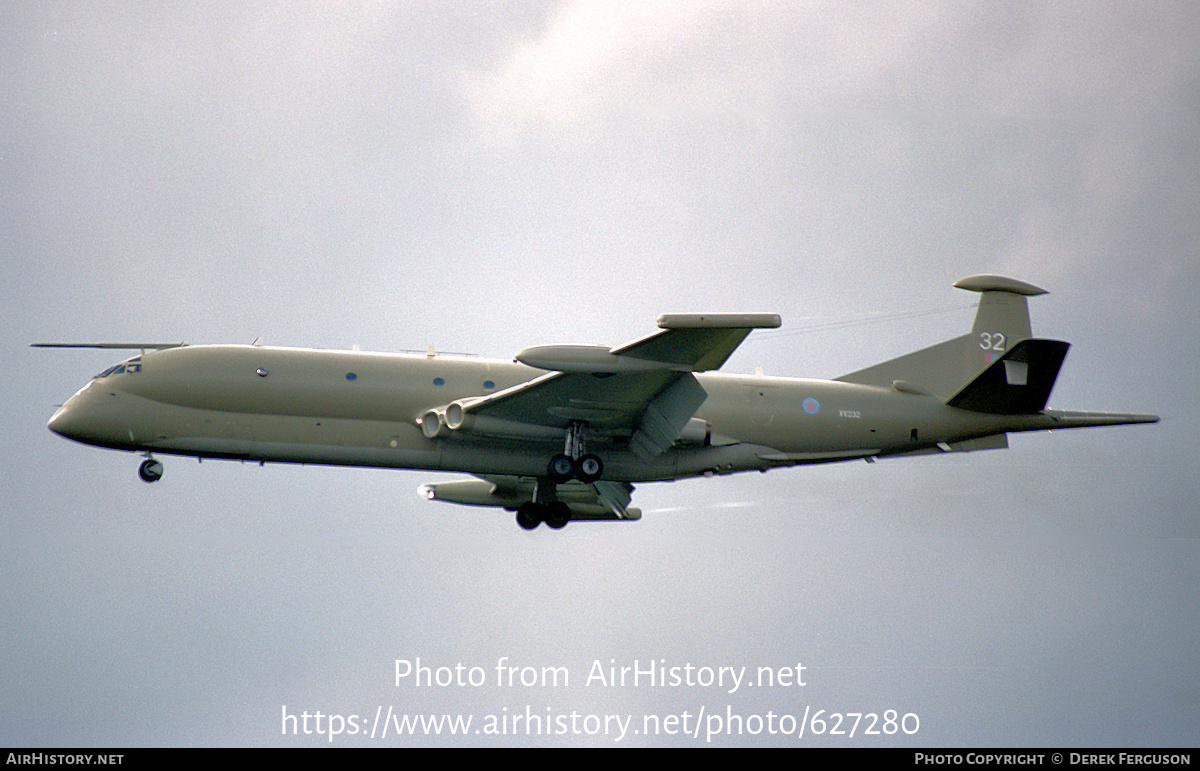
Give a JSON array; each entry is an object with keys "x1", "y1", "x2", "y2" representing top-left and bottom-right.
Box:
[
  {"x1": 544, "y1": 501, "x2": 570, "y2": 530},
  {"x1": 547, "y1": 453, "x2": 576, "y2": 483},
  {"x1": 138, "y1": 459, "x2": 163, "y2": 483},
  {"x1": 516, "y1": 502, "x2": 541, "y2": 530},
  {"x1": 576, "y1": 453, "x2": 603, "y2": 483}
]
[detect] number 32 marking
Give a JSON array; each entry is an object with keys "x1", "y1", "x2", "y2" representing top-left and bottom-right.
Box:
[{"x1": 979, "y1": 332, "x2": 1006, "y2": 351}]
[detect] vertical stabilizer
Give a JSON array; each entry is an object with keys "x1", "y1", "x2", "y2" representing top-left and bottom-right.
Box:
[
  {"x1": 947, "y1": 338, "x2": 1069, "y2": 414},
  {"x1": 954, "y1": 274, "x2": 1046, "y2": 343},
  {"x1": 835, "y1": 275, "x2": 1048, "y2": 401}
]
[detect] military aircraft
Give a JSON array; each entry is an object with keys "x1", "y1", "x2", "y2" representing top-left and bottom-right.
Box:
[{"x1": 37, "y1": 275, "x2": 1157, "y2": 530}]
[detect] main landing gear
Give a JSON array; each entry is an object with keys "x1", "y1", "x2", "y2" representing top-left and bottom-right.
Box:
[
  {"x1": 516, "y1": 499, "x2": 570, "y2": 531},
  {"x1": 518, "y1": 423, "x2": 608, "y2": 531},
  {"x1": 546, "y1": 421, "x2": 604, "y2": 483},
  {"x1": 138, "y1": 456, "x2": 163, "y2": 483},
  {"x1": 515, "y1": 476, "x2": 572, "y2": 530}
]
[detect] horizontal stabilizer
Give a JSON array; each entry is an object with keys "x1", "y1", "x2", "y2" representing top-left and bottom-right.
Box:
[
  {"x1": 655, "y1": 313, "x2": 781, "y2": 329},
  {"x1": 948, "y1": 339, "x2": 1069, "y2": 414}
]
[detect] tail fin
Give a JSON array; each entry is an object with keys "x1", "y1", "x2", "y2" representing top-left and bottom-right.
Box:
[
  {"x1": 835, "y1": 274, "x2": 1048, "y2": 401},
  {"x1": 947, "y1": 338, "x2": 1069, "y2": 414}
]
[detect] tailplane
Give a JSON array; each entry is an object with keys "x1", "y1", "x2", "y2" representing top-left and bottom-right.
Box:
[{"x1": 835, "y1": 274, "x2": 1048, "y2": 401}]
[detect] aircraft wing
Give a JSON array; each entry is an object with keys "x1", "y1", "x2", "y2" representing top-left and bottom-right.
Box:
[
  {"x1": 31, "y1": 342, "x2": 186, "y2": 350},
  {"x1": 430, "y1": 313, "x2": 779, "y2": 458}
]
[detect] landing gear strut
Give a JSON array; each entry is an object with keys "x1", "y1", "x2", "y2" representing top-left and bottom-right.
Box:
[
  {"x1": 138, "y1": 457, "x2": 163, "y2": 483},
  {"x1": 519, "y1": 423, "x2": 609, "y2": 530}
]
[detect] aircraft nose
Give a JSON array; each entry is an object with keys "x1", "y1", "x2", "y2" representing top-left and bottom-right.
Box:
[
  {"x1": 48, "y1": 398, "x2": 87, "y2": 441},
  {"x1": 47, "y1": 385, "x2": 119, "y2": 446}
]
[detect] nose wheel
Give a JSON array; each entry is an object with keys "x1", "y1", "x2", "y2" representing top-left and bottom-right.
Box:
[{"x1": 138, "y1": 458, "x2": 163, "y2": 483}]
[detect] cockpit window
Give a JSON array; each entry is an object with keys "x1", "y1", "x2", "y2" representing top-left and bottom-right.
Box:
[{"x1": 94, "y1": 356, "x2": 142, "y2": 380}]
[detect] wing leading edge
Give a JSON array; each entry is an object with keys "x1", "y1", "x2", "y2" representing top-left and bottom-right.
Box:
[
  {"x1": 424, "y1": 313, "x2": 780, "y2": 455},
  {"x1": 417, "y1": 313, "x2": 779, "y2": 526}
]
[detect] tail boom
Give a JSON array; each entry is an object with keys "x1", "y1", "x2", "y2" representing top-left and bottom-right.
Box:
[
  {"x1": 1037, "y1": 409, "x2": 1160, "y2": 429},
  {"x1": 951, "y1": 409, "x2": 1160, "y2": 440}
]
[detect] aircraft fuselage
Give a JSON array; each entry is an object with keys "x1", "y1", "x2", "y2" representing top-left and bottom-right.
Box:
[
  {"x1": 47, "y1": 343, "x2": 1105, "y2": 483},
  {"x1": 40, "y1": 275, "x2": 1161, "y2": 528}
]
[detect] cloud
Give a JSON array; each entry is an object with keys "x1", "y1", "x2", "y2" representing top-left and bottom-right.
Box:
[{"x1": 7, "y1": 1, "x2": 1196, "y2": 746}]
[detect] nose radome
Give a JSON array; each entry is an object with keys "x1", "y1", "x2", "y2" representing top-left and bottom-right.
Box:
[
  {"x1": 47, "y1": 387, "x2": 107, "y2": 444},
  {"x1": 48, "y1": 400, "x2": 82, "y2": 441},
  {"x1": 45, "y1": 383, "x2": 135, "y2": 450}
]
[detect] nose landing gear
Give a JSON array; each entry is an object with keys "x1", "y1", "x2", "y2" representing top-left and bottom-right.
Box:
[{"x1": 138, "y1": 457, "x2": 163, "y2": 483}]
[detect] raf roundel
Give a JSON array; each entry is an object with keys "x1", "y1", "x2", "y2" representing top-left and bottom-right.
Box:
[{"x1": 802, "y1": 397, "x2": 820, "y2": 415}]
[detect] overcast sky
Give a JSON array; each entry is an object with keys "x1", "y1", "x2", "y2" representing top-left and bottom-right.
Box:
[{"x1": 3, "y1": 1, "x2": 1197, "y2": 747}]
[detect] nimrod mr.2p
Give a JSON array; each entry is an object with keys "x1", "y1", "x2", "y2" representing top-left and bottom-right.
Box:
[{"x1": 38, "y1": 275, "x2": 1157, "y2": 530}]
